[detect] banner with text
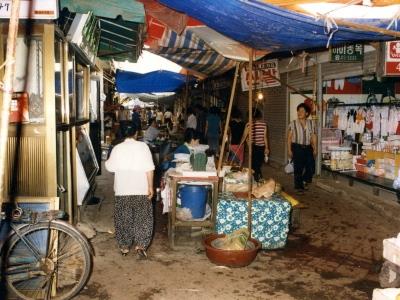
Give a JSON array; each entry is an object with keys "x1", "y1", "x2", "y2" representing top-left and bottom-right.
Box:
[{"x1": 241, "y1": 59, "x2": 280, "y2": 91}]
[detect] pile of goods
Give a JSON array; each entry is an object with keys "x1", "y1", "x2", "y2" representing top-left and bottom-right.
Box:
[{"x1": 211, "y1": 228, "x2": 253, "y2": 251}]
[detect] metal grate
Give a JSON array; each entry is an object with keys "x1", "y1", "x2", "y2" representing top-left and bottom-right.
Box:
[{"x1": 5, "y1": 136, "x2": 47, "y2": 197}]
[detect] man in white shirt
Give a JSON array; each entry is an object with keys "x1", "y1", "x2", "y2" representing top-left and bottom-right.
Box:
[
  {"x1": 186, "y1": 107, "x2": 197, "y2": 130},
  {"x1": 156, "y1": 109, "x2": 163, "y2": 126},
  {"x1": 164, "y1": 108, "x2": 173, "y2": 130},
  {"x1": 105, "y1": 125, "x2": 155, "y2": 258}
]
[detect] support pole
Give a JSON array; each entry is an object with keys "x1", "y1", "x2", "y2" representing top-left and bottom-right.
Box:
[
  {"x1": 184, "y1": 73, "x2": 189, "y2": 114},
  {"x1": 247, "y1": 50, "x2": 254, "y2": 234},
  {"x1": 0, "y1": 0, "x2": 21, "y2": 207},
  {"x1": 217, "y1": 62, "x2": 240, "y2": 174},
  {"x1": 316, "y1": 63, "x2": 323, "y2": 176}
]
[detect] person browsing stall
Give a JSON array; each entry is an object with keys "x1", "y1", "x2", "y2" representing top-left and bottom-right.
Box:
[
  {"x1": 205, "y1": 106, "x2": 222, "y2": 156},
  {"x1": 143, "y1": 118, "x2": 160, "y2": 144},
  {"x1": 174, "y1": 128, "x2": 200, "y2": 155},
  {"x1": 240, "y1": 108, "x2": 270, "y2": 182},
  {"x1": 287, "y1": 103, "x2": 317, "y2": 195},
  {"x1": 161, "y1": 128, "x2": 201, "y2": 171},
  {"x1": 164, "y1": 108, "x2": 173, "y2": 130},
  {"x1": 105, "y1": 125, "x2": 154, "y2": 259},
  {"x1": 229, "y1": 107, "x2": 245, "y2": 166},
  {"x1": 186, "y1": 107, "x2": 197, "y2": 130}
]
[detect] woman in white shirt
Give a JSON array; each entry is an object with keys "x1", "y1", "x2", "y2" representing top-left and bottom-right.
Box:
[{"x1": 105, "y1": 126, "x2": 155, "y2": 258}]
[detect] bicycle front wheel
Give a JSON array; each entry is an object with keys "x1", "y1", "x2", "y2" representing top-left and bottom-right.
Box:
[{"x1": 4, "y1": 221, "x2": 92, "y2": 300}]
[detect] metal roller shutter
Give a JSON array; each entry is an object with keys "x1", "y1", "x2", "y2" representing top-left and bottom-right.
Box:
[
  {"x1": 287, "y1": 69, "x2": 314, "y2": 91},
  {"x1": 262, "y1": 74, "x2": 288, "y2": 165}
]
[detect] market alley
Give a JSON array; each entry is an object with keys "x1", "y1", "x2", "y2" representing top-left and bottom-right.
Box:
[{"x1": 76, "y1": 163, "x2": 400, "y2": 300}]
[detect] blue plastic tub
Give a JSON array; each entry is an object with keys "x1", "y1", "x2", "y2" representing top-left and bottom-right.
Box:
[{"x1": 179, "y1": 185, "x2": 208, "y2": 218}]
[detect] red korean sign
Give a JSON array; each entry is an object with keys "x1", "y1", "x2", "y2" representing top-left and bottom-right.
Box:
[
  {"x1": 9, "y1": 92, "x2": 29, "y2": 123},
  {"x1": 384, "y1": 41, "x2": 400, "y2": 76},
  {"x1": 241, "y1": 59, "x2": 280, "y2": 91}
]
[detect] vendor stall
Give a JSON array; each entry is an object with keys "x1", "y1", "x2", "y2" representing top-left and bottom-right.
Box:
[
  {"x1": 162, "y1": 143, "x2": 219, "y2": 248},
  {"x1": 321, "y1": 74, "x2": 400, "y2": 200},
  {"x1": 167, "y1": 172, "x2": 219, "y2": 249},
  {"x1": 0, "y1": 0, "x2": 145, "y2": 223}
]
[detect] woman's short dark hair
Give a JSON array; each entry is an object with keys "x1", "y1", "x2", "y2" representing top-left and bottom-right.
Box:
[
  {"x1": 231, "y1": 106, "x2": 242, "y2": 119},
  {"x1": 187, "y1": 107, "x2": 194, "y2": 115},
  {"x1": 252, "y1": 108, "x2": 262, "y2": 119},
  {"x1": 297, "y1": 103, "x2": 311, "y2": 114},
  {"x1": 184, "y1": 128, "x2": 200, "y2": 143},
  {"x1": 209, "y1": 106, "x2": 219, "y2": 114},
  {"x1": 124, "y1": 124, "x2": 138, "y2": 138}
]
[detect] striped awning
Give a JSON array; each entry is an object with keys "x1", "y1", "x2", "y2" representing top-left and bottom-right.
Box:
[{"x1": 152, "y1": 29, "x2": 236, "y2": 77}]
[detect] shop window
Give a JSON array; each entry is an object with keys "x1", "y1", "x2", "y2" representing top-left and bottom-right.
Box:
[
  {"x1": 75, "y1": 62, "x2": 88, "y2": 122},
  {"x1": 76, "y1": 127, "x2": 98, "y2": 182},
  {"x1": 68, "y1": 48, "x2": 75, "y2": 122},
  {"x1": 9, "y1": 37, "x2": 44, "y2": 123},
  {"x1": 89, "y1": 79, "x2": 100, "y2": 122},
  {"x1": 55, "y1": 39, "x2": 64, "y2": 124}
]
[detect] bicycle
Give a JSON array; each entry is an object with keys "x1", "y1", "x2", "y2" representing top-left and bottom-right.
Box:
[{"x1": 0, "y1": 206, "x2": 93, "y2": 300}]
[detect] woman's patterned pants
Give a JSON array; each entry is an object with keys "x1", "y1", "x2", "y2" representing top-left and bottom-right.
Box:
[{"x1": 114, "y1": 195, "x2": 153, "y2": 250}]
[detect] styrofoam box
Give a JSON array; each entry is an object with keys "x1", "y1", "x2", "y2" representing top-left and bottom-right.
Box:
[
  {"x1": 383, "y1": 238, "x2": 400, "y2": 266},
  {"x1": 372, "y1": 288, "x2": 400, "y2": 300}
]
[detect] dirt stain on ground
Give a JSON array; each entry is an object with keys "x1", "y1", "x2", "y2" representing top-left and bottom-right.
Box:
[
  {"x1": 79, "y1": 282, "x2": 111, "y2": 300},
  {"x1": 346, "y1": 278, "x2": 379, "y2": 298},
  {"x1": 137, "y1": 288, "x2": 163, "y2": 300},
  {"x1": 275, "y1": 234, "x2": 374, "y2": 271},
  {"x1": 152, "y1": 258, "x2": 180, "y2": 266},
  {"x1": 319, "y1": 271, "x2": 343, "y2": 280},
  {"x1": 254, "y1": 278, "x2": 329, "y2": 300}
]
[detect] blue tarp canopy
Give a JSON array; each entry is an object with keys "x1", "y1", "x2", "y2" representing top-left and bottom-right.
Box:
[
  {"x1": 116, "y1": 70, "x2": 192, "y2": 93},
  {"x1": 159, "y1": 0, "x2": 400, "y2": 52}
]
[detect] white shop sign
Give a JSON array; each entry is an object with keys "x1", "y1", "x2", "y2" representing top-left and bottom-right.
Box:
[
  {"x1": 0, "y1": 0, "x2": 58, "y2": 20},
  {"x1": 241, "y1": 59, "x2": 280, "y2": 92}
]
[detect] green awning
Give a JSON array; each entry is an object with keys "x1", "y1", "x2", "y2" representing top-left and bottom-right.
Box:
[
  {"x1": 60, "y1": 0, "x2": 145, "y2": 23},
  {"x1": 59, "y1": 0, "x2": 145, "y2": 62},
  {"x1": 97, "y1": 18, "x2": 144, "y2": 62}
]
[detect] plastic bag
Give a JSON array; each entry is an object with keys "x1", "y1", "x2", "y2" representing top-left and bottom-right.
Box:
[
  {"x1": 264, "y1": 154, "x2": 269, "y2": 163},
  {"x1": 212, "y1": 228, "x2": 250, "y2": 250},
  {"x1": 393, "y1": 176, "x2": 400, "y2": 189},
  {"x1": 285, "y1": 160, "x2": 294, "y2": 174}
]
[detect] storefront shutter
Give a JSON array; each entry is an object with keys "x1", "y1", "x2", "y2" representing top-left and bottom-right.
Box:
[
  {"x1": 287, "y1": 69, "x2": 314, "y2": 91},
  {"x1": 233, "y1": 74, "x2": 288, "y2": 165}
]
